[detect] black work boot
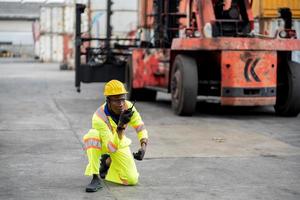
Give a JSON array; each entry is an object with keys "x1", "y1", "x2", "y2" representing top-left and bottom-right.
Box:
[
  {"x1": 85, "y1": 175, "x2": 102, "y2": 192},
  {"x1": 99, "y1": 154, "x2": 110, "y2": 179}
]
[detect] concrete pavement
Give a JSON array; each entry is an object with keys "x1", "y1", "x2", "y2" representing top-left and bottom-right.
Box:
[{"x1": 0, "y1": 58, "x2": 300, "y2": 200}]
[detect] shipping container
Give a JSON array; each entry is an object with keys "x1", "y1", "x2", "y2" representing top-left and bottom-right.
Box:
[
  {"x1": 90, "y1": 0, "x2": 138, "y2": 38},
  {"x1": 90, "y1": 0, "x2": 106, "y2": 10},
  {"x1": 63, "y1": 34, "x2": 75, "y2": 69},
  {"x1": 39, "y1": 4, "x2": 76, "y2": 67},
  {"x1": 253, "y1": 18, "x2": 300, "y2": 63},
  {"x1": 81, "y1": 11, "x2": 89, "y2": 34},
  {"x1": 76, "y1": 0, "x2": 88, "y2": 4},
  {"x1": 252, "y1": 0, "x2": 300, "y2": 18},
  {"x1": 40, "y1": 7, "x2": 52, "y2": 33},
  {"x1": 52, "y1": 7, "x2": 64, "y2": 34},
  {"x1": 90, "y1": 11, "x2": 138, "y2": 37},
  {"x1": 38, "y1": 0, "x2": 136, "y2": 67},
  {"x1": 91, "y1": 0, "x2": 138, "y2": 10},
  {"x1": 252, "y1": 1, "x2": 300, "y2": 63},
  {"x1": 39, "y1": 33, "x2": 74, "y2": 67},
  {"x1": 39, "y1": 34, "x2": 52, "y2": 62},
  {"x1": 257, "y1": 18, "x2": 285, "y2": 36},
  {"x1": 111, "y1": 11, "x2": 137, "y2": 35},
  {"x1": 110, "y1": 0, "x2": 137, "y2": 10},
  {"x1": 64, "y1": 6, "x2": 75, "y2": 34},
  {"x1": 292, "y1": 20, "x2": 300, "y2": 63},
  {"x1": 52, "y1": 34, "x2": 63, "y2": 62}
]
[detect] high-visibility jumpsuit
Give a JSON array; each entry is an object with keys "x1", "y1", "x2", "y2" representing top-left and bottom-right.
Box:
[{"x1": 83, "y1": 100, "x2": 148, "y2": 185}]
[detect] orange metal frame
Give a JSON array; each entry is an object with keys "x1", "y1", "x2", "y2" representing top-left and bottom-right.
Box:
[
  {"x1": 132, "y1": 49, "x2": 170, "y2": 89},
  {"x1": 221, "y1": 50, "x2": 277, "y2": 106},
  {"x1": 132, "y1": 0, "x2": 300, "y2": 106},
  {"x1": 171, "y1": 37, "x2": 300, "y2": 51}
]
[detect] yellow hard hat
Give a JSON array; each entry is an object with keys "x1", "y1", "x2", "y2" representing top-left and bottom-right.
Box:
[{"x1": 103, "y1": 80, "x2": 128, "y2": 96}]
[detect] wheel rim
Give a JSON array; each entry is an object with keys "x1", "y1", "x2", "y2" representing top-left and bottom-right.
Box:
[{"x1": 171, "y1": 67, "x2": 182, "y2": 105}]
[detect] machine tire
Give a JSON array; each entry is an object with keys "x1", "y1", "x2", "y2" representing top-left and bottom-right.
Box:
[
  {"x1": 171, "y1": 55, "x2": 198, "y2": 116},
  {"x1": 274, "y1": 61, "x2": 300, "y2": 117},
  {"x1": 125, "y1": 57, "x2": 157, "y2": 101}
]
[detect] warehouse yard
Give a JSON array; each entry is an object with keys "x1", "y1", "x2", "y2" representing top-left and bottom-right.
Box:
[{"x1": 0, "y1": 58, "x2": 299, "y2": 200}]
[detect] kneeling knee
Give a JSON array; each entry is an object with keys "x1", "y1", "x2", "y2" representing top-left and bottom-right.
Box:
[{"x1": 127, "y1": 175, "x2": 138, "y2": 186}]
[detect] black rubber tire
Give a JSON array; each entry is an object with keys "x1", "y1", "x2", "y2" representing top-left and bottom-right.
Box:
[
  {"x1": 59, "y1": 63, "x2": 68, "y2": 70},
  {"x1": 125, "y1": 57, "x2": 157, "y2": 101},
  {"x1": 171, "y1": 55, "x2": 198, "y2": 116},
  {"x1": 274, "y1": 60, "x2": 300, "y2": 117}
]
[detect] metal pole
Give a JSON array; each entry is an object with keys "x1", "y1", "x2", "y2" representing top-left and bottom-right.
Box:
[
  {"x1": 106, "y1": 0, "x2": 113, "y2": 62},
  {"x1": 75, "y1": 4, "x2": 86, "y2": 92}
]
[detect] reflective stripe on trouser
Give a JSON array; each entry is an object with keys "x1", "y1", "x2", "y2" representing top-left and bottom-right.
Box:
[
  {"x1": 83, "y1": 130, "x2": 102, "y2": 176},
  {"x1": 105, "y1": 146, "x2": 139, "y2": 185},
  {"x1": 84, "y1": 131, "x2": 139, "y2": 185}
]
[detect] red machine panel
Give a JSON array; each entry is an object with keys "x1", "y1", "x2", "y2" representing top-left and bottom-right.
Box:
[
  {"x1": 132, "y1": 48, "x2": 170, "y2": 89},
  {"x1": 221, "y1": 50, "x2": 277, "y2": 106},
  {"x1": 172, "y1": 37, "x2": 300, "y2": 51}
]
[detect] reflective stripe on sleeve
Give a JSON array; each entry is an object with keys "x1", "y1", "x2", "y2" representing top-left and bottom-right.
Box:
[
  {"x1": 95, "y1": 106, "x2": 113, "y2": 131},
  {"x1": 84, "y1": 138, "x2": 102, "y2": 150},
  {"x1": 107, "y1": 141, "x2": 117, "y2": 153},
  {"x1": 133, "y1": 124, "x2": 145, "y2": 133}
]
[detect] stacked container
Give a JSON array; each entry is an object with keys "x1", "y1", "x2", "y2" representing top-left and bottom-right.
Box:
[
  {"x1": 39, "y1": 3, "x2": 77, "y2": 69},
  {"x1": 38, "y1": 0, "x2": 137, "y2": 68},
  {"x1": 252, "y1": 0, "x2": 300, "y2": 63},
  {"x1": 89, "y1": 0, "x2": 138, "y2": 44}
]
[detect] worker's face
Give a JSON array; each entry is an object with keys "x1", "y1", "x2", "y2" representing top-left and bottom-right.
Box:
[{"x1": 107, "y1": 94, "x2": 126, "y2": 115}]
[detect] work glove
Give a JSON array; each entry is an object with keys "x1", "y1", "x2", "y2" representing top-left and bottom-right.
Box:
[
  {"x1": 133, "y1": 148, "x2": 145, "y2": 161},
  {"x1": 119, "y1": 109, "x2": 134, "y2": 126}
]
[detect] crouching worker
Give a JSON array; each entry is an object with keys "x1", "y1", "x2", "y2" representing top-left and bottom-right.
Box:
[{"x1": 83, "y1": 80, "x2": 149, "y2": 192}]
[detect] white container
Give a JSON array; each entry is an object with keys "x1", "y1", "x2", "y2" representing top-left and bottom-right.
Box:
[
  {"x1": 40, "y1": 7, "x2": 52, "y2": 33},
  {"x1": 52, "y1": 7, "x2": 64, "y2": 34},
  {"x1": 91, "y1": 0, "x2": 106, "y2": 10},
  {"x1": 81, "y1": 12, "x2": 89, "y2": 33},
  {"x1": 292, "y1": 51, "x2": 300, "y2": 63},
  {"x1": 76, "y1": 0, "x2": 88, "y2": 4},
  {"x1": 258, "y1": 18, "x2": 284, "y2": 37},
  {"x1": 89, "y1": 0, "x2": 138, "y2": 37},
  {"x1": 112, "y1": 0, "x2": 137, "y2": 10},
  {"x1": 39, "y1": 34, "x2": 52, "y2": 62},
  {"x1": 292, "y1": 20, "x2": 300, "y2": 63},
  {"x1": 91, "y1": 10, "x2": 137, "y2": 37},
  {"x1": 52, "y1": 34, "x2": 64, "y2": 62},
  {"x1": 111, "y1": 11, "x2": 137, "y2": 36},
  {"x1": 64, "y1": 0, "x2": 76, "y2": 5},
  {"x1": 64, "y1": 6, "x2": 75, "y2": 34},
  {"x1": 253, "y1": 19, "x2": 260, "y2": 34},
  {"x1": 90, "y1": 0, "x2": 137, "y2": 11}
]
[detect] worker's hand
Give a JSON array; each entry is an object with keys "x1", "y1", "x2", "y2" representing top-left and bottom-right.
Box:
[
  {"x1": 119, "y1": 109, "x2": 134, "y2": 126},
  {"x1": 133, "y1": 148, "x2": 145, "y2": 161}
]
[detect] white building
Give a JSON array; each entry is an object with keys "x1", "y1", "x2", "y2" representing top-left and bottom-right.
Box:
[{"x1": 0, "y1": 1, "x2": 43, "y2": 57}]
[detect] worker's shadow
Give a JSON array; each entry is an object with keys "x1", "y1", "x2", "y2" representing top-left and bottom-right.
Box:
[{"x1": 102, "y1": 180, "x2": 140, "y2": 188}]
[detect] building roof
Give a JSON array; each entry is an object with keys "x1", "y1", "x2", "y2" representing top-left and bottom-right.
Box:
[{"x1": 0, "y1": 1, "x2": 44, "y2": 20}]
